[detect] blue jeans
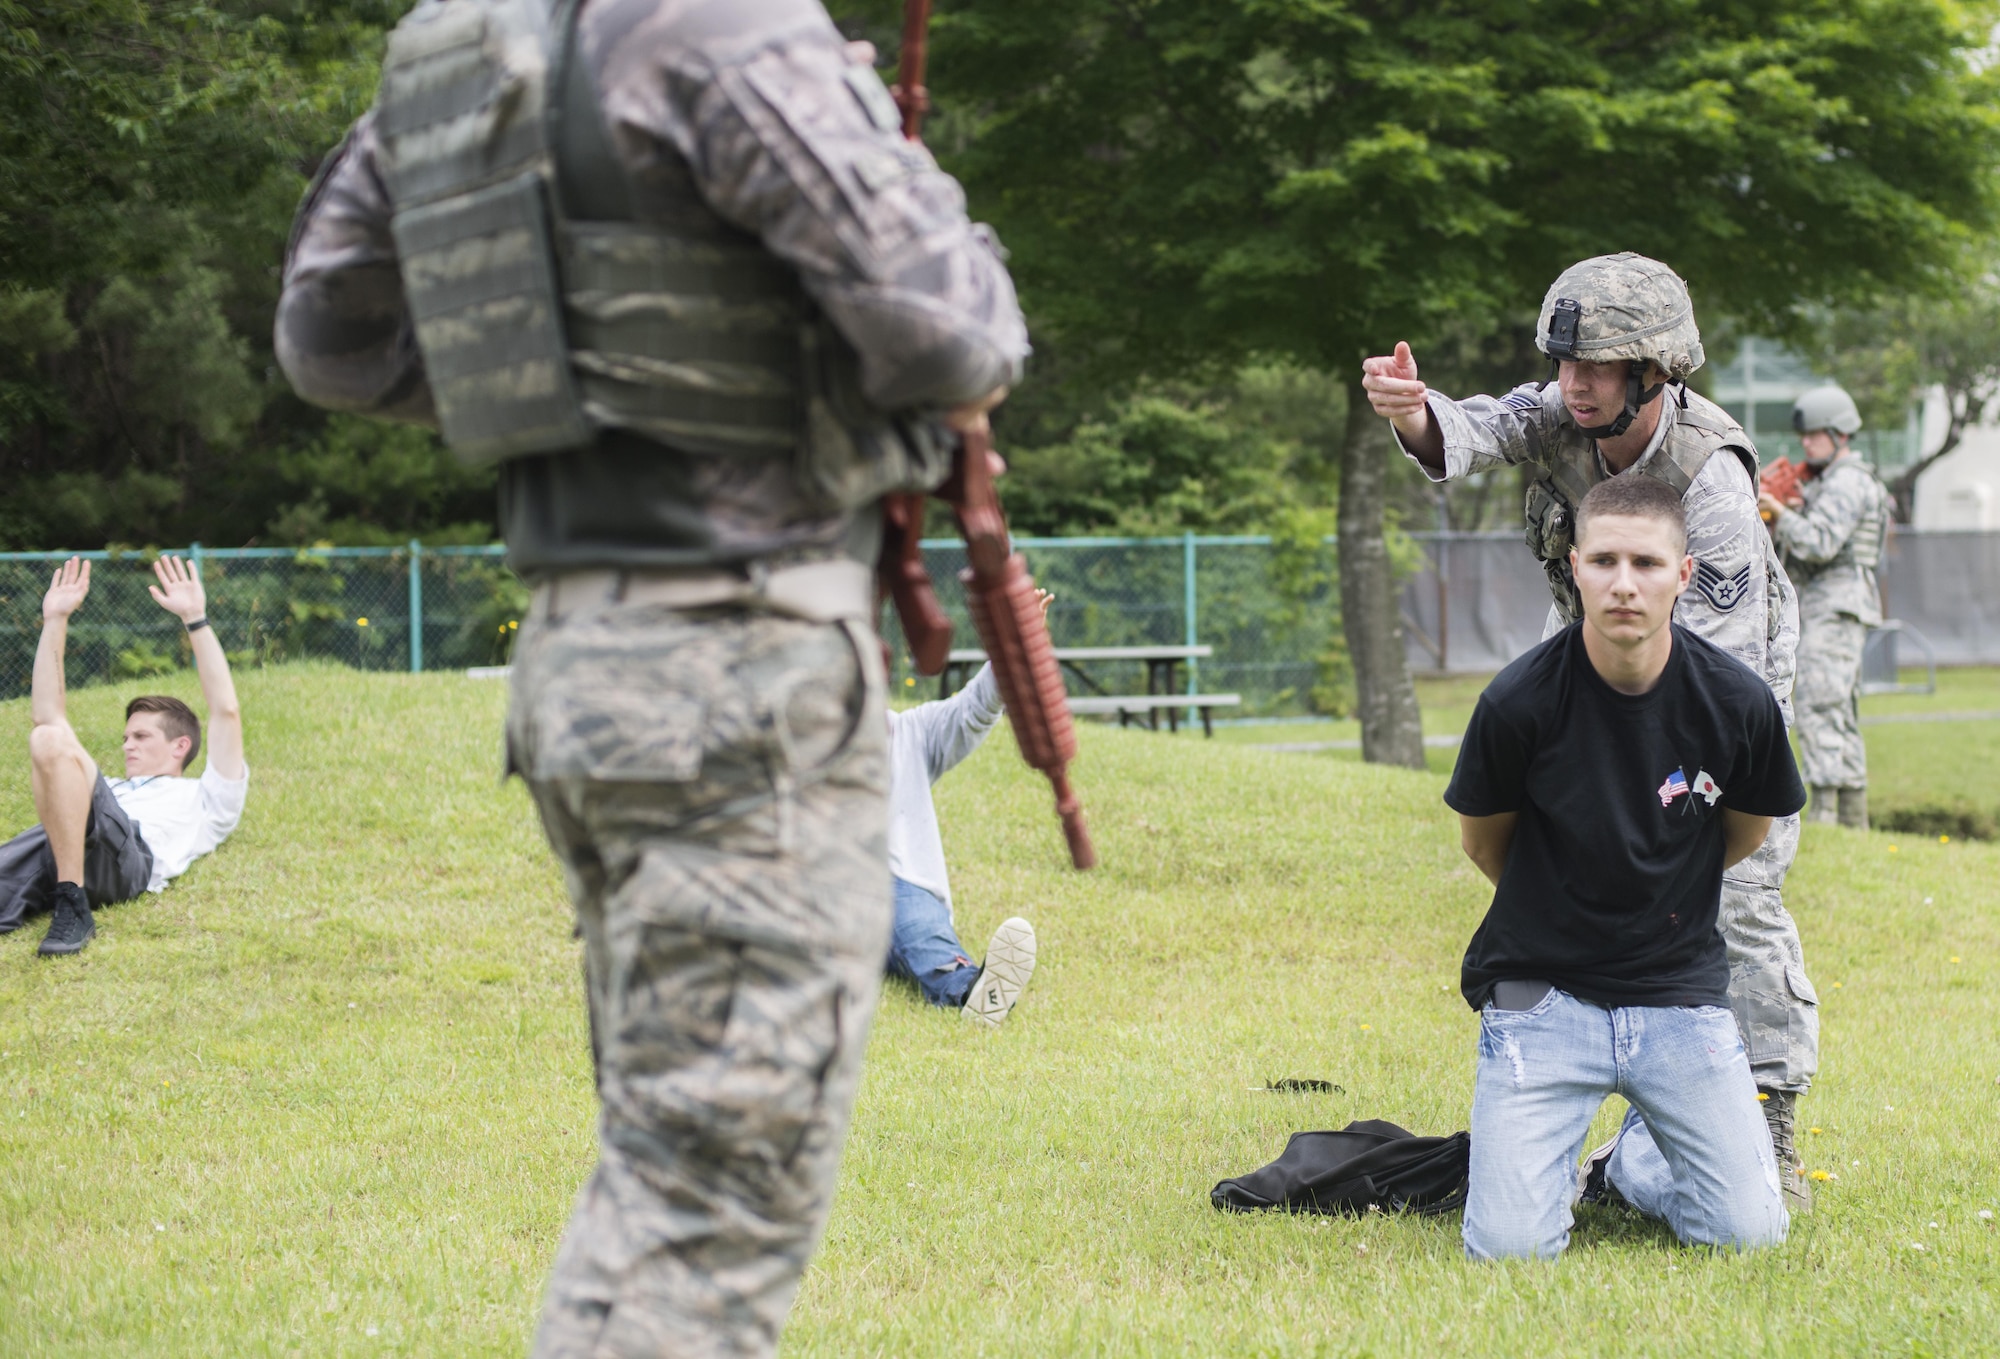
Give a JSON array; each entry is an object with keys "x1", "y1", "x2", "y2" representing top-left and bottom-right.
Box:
[
  {"x1": 887, "y1": 877, "x2": 978, "y2": 1008},
  {"x1": 1464, "y1": 989, "x2": 1787, "y2": 1260}
]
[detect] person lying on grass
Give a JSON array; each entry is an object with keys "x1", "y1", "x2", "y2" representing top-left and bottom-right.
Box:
[
  {"x1": 885, "y1": 592, "x2": 1050, "y2": 1027},
  {"x1": 1446, "y1": 475, "x2": 1805, "y2": 1260},
  {"x1": 1, "y1": 556, "x2": 247, "y2": 957}
]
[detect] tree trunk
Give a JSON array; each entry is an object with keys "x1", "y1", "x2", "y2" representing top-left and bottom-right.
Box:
[{"x1": 1338, "y1": 378, "x2": 1427, "y2": 769}]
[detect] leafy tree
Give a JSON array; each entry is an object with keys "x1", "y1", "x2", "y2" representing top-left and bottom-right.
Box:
[
  {"x1": 0, "y1": 0, "x2": 489, "y2": 549},
  {"x1": 1804, "y1": 260, "x2": 2000, "y2": 519},
  {"x1": 923, "y1": 0, "x2": 2000, "y2": 766}
]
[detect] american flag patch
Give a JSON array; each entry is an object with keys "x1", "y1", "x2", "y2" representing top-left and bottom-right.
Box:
[{"x1": 1658, "y1": 767, "x2": 1690, "y2": 806}]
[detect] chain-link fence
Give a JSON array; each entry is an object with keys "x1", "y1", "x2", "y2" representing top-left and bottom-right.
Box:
[
  {"x1": 0, "y1": 545, "x2": 525, "y2": 699},
  {"x1": 4, "y1": 530, "x2": 1994, "y2": 712}
]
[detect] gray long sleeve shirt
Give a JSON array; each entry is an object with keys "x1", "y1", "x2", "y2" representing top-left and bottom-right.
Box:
[
  {"x1": 276, "y1": 0, "x2": 1029, "y2": 572},
  {"x1": 885, "y1": 663, "x2": 1003, "y2": 906}
]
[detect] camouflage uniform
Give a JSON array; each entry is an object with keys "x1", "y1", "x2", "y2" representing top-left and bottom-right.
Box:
[
  {"x1": 1773, "y1": 456, "x2": 1892, "y2": 811},
  {"x1": 275, "y1": 0, "x2": 1027, "y2": 1353},
  {"x1": 1407, "y1": 381, "x2": 1816, "y2": 1092}
]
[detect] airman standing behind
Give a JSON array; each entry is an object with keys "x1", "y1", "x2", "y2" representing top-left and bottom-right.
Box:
[
  {"x1": 1360, "y1": 253, "x2": 1819, "y2": 1211},
  {"x1": 1760, "y1": 387, "x2": 1894, "y2": 829}
]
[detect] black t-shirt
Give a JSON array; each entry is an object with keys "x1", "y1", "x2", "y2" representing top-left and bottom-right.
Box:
[{"x1": 1444, "y1": 624, "x2": 1806, "y2": 1011}]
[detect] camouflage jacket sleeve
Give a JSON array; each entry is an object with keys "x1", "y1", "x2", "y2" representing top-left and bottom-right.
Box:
[
  {"x1": 1396, "y1": 381, "x2": 1567, "y2": 481},
  {"x1": 1773, "y1": 459, "x2": 1874, "y2": 565},
  {"x1": 1675, "y1": 450, "x2": 1797, "y2": 710},
  {"x1": 273, "y1": 116, "x2": 434, "y2": 425},
  {"x1": 594, "y1": 0, "x2": 1028, "y2": 412}
]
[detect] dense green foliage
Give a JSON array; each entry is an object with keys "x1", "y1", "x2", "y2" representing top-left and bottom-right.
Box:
[
  {"x1": 0, "y1": 0, "x2": 491, "y2": 549},
  {"x1": 935, "y1": 0, "x2": 2000, "y2": 374},
  {"x1": 6, "y1": 0, "x2": 2000, "y2": 552}
]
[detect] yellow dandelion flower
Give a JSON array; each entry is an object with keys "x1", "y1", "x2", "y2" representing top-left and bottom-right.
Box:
[
  {"x1": 1811, "y1": 1169, "x2": 1831, "y2": 1182},
  {"x1": 905, "y1": 677, "x2": 916, "y2": 687},
  {"x1": 508, "y1": 620, "x2": 519, "y2": 630},
  {"x1": 1888, "y1": 845, "x2": 1899, "y2": 853},
  {"x1": 1940, "y1": 835, "x2": 1950, "y2": 844},
  {"x1": 1757, "y1": 1092, "x2": 1770, "y2": 1102},
  {"x1": 1360, "y1": 1024, "x2": 1372, "y2": 1031},
  {"x1": 1809, "y1": 1126, "x2": 1823, "y2": 1135},
  {"x1": 1833, "y1": 981, "x2": 1843, "y2": 988},
  {"x1": 1952, "y1": 956, "x2": 1961, "y2": 963},
  {"x1": 356, "y1": 617, "x2": 369, "y2": 627}
]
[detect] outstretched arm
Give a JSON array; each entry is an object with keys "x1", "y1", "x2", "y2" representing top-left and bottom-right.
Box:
[
  {"x1": 1362, "y1": 342, "x2": 1446, "y2": 471},
  {"x1": 150, "y1": 556, "x2": 244, "y2": 779},
  {"x1": 32, "y1": 558, "x2": 91, "y2": 731}
]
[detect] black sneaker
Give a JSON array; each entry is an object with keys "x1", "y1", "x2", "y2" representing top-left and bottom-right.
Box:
[
  {"x1": 38, "y1": 884, "x2": 95, "y2": 957},
  {"x1": 1573, "y1": 1132, "x2": 1627, "y2": 1208}
]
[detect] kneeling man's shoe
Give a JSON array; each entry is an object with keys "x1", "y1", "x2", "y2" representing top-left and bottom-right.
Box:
[
  {"x1": 1760, "y1": 1089, "x2": 1813, "y2": 1212},
  {"x1": 962, "y1": 917, "x2": 1035, "y2": 1029},
  {"x1": 1573, "y1": 1133, "x2": 1628, "y2": 1209},
  {"x1": 38, "y1": 884, "x2": 95, "y2": 957}
]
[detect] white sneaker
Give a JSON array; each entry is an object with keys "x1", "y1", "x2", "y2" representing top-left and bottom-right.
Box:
[{"x1": 962, "y1": 917, "x2": 1036, "y2": 1029}]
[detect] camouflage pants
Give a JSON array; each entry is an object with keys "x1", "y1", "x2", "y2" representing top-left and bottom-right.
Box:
[
  {"x1": 1721, "y1": 814, "x2": 1817, "y2": 1093},
  {"x1": 508, "y1": 591, "x2": 890, "y2": 1359},
  {"x1": 1794, "y1": 612, "x2": 1869, "y2": 790}
]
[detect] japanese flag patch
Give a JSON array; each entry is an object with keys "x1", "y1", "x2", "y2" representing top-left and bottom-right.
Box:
[{"x1": 1693, "y1": 770, "x2": 1723, "y2": 806}]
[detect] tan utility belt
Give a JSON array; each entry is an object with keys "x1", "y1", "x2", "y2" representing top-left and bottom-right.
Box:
[{"x1": 533, "y1": 559, "x2": 875, "y2": 625}]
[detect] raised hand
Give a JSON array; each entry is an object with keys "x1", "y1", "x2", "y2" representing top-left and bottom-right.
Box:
[
  {"x1": 1361, "y1": 341, "x2": 1430, "y2": 420},
  {"x1": 42, "y1": 557, "x2": 91, "y2": 621},
  {"x1": 148, "y1": 554, "x2": 208, "y2": 623}
]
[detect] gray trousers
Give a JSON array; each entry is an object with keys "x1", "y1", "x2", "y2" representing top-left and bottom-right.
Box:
[
  {"x1": 1722, "y1": 814, "x2": 1817, "y2": 1093},
  {"x1": 1795, "y1": 613, "x2": 1869, "y2": 789},
  {"x1": 509, "y1": 592, "x2": 890, "y2": 1359}
]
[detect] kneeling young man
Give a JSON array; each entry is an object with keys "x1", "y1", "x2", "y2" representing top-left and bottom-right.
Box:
[
  {"x1": 1447, "y1": 476, "x2": 1804, "y2": 1260},
  {"x1": 1, "y1": 556, "x2": 247, "y2": 956}
]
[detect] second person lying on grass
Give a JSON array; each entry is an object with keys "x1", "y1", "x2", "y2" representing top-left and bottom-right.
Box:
[{"x1": 883, "y1": 592, "x2": 1052, "y2": 1027}]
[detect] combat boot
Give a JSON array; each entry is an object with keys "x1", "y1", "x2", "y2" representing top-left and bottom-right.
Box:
[
  {"x1": 1838, "y1": 787, "x2": 1869, "y2": 831},
  {"x1": 1807, "y1": 787, "x2": 1840, "y2": 825},
  {"x1": 1760, "y1": 1089, "x2": 1812, "y2": 1213}
]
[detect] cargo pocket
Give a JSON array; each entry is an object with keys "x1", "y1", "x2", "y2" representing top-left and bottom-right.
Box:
[
  {"x1": 1785, "y1": 964, "x2": 1818, "y2": 1007},
  {"x1": 527, "y1": 686, "x2": 708, "y2": 783}
]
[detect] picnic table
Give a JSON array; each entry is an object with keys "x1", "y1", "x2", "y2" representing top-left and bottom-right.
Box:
[
  {"x1": 937, "y1": 644, "x2": 1240, "y2": 737},
  {"x1": 938, "y1": 644, "x2": 1212, "y2": 700}
]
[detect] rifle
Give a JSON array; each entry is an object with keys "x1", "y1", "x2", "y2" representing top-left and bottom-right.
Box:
[
  {"x1": 880, "y1": 0, "x2": 1096, "y2": 871},
  {"x1": 1758, "y1": 456, "x2": 1814, "y2": 523}
]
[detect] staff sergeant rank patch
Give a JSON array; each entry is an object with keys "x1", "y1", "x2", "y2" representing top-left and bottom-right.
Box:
[{"x1": 1694, "y1": 559, "x2": 1752, "y2": 611}]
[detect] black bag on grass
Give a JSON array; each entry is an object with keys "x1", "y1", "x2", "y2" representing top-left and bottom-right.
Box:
[{"x1": 1211, "y1": 1119, "x2": 1469, "y2": 1217}]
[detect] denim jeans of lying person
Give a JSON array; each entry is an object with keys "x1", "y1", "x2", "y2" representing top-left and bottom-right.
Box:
[
  {"x1": 887, "y1": 876, "x2": 980, "y2": 1008},
  {"x1": 1463, "y1": 987, "x2": 1787, "y2": 1260}
]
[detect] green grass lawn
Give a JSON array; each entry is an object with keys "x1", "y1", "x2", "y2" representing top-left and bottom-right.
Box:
[{"x1": 3, "y1": 664, "x2": 1998, "y2": 1356}]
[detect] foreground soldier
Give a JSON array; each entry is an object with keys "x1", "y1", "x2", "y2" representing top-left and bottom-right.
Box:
[
  {"x1": 1360, "y1": 253, "x2": 1818, "y2": 1210},
  {"x1": 275, "y1": 0, "x2": 1027, "y2": 1353},
  {"x1": 1451, "y1": 476, "x2": 1800, "y2": 1260},
  {"x1": 1760, "y1": 387, "x2": 1893, "y2": 829}
]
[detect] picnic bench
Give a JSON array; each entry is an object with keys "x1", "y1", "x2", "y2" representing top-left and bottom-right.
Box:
[{"x1": 939, "y1": 644, "x2": 1239, "y2": 736}]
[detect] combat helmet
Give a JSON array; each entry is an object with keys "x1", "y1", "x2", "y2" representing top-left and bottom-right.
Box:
[
  {"x1": 1535, "y1": 252, "x2": 1705, "y2": 438},
  {"x1": 1791, "y1": 385, "x2": 1863, "y2": 441}
]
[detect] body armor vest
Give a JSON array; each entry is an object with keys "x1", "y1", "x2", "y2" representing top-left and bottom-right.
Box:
[
  {"x1": 372, "y1": 0, "x2": 945, "y2": 506},
  {"x1": 1522, "y1": 387, "x2": 1760, "y2": 624},
  {"x1": 1792, "y1": 458, "x2": 1890, "y2": 577}
]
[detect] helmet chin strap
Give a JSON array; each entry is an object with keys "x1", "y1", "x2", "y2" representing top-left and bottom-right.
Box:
[{"x1": 1573, "y1": 361, "x2": 1665, "y2": 441}]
